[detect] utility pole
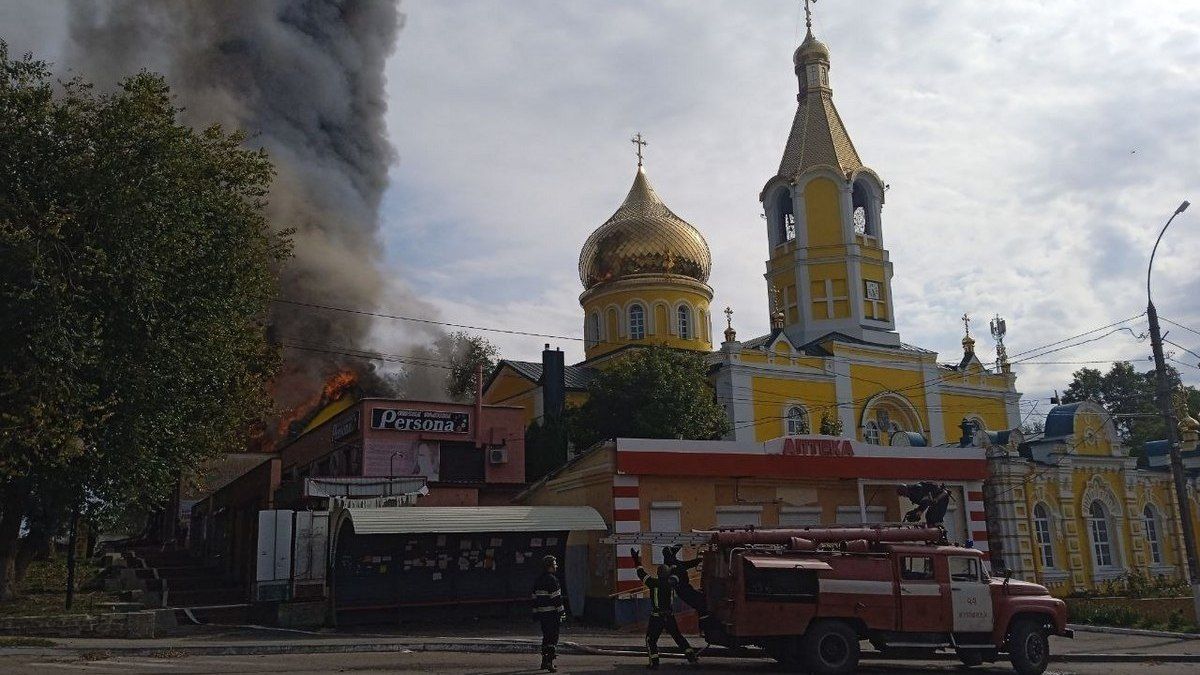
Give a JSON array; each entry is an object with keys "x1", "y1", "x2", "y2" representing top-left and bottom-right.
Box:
[{"x1": 1146, "y1": 199, "x2": 1199, "y2": 620}]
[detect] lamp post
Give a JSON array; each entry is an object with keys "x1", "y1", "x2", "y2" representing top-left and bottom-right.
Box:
[{"x1": 1146, "y1": 199, "x2": 1199, "y2": 617}]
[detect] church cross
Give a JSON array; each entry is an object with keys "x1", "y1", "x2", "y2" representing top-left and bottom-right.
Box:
[
  {"x1": 962, "y1": 313, "x2": 971, "y2": 338},
  {"x1": 724, "y1": 306, "x2": 734, "y2": 329},
  {"x1": 631, "y1": 132, "x2": 647, "y2": 166},
  {"x1": 803, "y1": 0, "x2": 817, "y2": 31}
]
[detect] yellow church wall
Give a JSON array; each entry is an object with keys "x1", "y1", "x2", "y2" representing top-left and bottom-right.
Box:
[
  {"x1": 1070, "y1": 409, "x2": 1117, "y2": 457},
  {"x1": 1019, "y1": 485, "x2": 1073, "y2": 597},
  {"x1": 482, "y1": 369, "x2": 539, "y2": 425},
  {"x1": 939, "y1": 392, "x2": 1009, "y2": 440},
  {"x1": 581, "y1": 285, "x2": 713, "y2": 359},
  {"x1": 807, "y1": 262, "x2": 850, "y2": 319},
  {"x1": 748, "y1": 374, "x2": 837, "y2": 442},
  {"x1": 1070, "y1": 470, "x2": 1133, "y2": 589},
  {"x1": 804, "y1": 178, "x2": 843, "y2": 249},
  {"x1": 847, "y1": 364, "x2": 929, "y2": 435}
]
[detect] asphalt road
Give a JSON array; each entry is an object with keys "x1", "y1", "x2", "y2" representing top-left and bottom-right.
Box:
[{"x1": 1, "y1": 651, "x2": 1196, "y2": 675}]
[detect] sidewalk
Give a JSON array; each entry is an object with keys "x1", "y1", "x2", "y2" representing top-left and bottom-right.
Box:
[{"x1": 1, "y1": 623, "x2": 1197, "y2": 662}]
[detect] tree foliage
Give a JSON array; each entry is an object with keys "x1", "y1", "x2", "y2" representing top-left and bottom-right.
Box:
[
  {"x1": 569, "y1": 346, "x2": 730, "y2": 449},
  {"x1": 1062, "y1": 361, "x2": 1198, "y2": 456},
  {"x1": 0, "y1": 45, "x2": 287, "y2": 598},
  {"x1": 439, "y1": 331, "x2": 499, "y2": 402}
]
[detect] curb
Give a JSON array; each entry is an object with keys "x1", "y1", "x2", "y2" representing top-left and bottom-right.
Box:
[
  {"x1": 1067, "y1": 623, "x2": 1200, "y2": 641},
  {"x1": 3, "y1": 640, "x2": 1200, "y2": 663}
]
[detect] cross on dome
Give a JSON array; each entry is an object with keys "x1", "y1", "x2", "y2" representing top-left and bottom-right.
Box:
[
  {"x1": 630, "y1": 132, "x2": 647, "y2": 167},
  {"x1": 803, "y1": 0, "x2": 817, "y2": 32}
]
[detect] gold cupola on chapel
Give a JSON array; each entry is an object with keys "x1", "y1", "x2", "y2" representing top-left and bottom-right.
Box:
[
  {"x1": 760, "y1": 20, "x2": 898, "y2": 348},
  {"x1": 578, "y1": 138, "x2": 714, "y2": 360}
]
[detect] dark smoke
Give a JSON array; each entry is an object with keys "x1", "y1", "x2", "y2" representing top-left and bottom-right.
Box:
[{"x1": 63, "y1": 1, "x2": 450, "y2": 410}]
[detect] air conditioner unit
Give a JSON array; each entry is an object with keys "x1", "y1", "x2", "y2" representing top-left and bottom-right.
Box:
[{"x1": 489, "y1": 447, "x2": 508, "y2": 465}]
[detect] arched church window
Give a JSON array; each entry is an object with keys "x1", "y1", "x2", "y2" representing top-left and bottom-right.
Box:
[
  {"x1": 1033, "y1": 503, "x2": 1055, "y2": 568},
  {"x1": 776, "y1": 189, "x2": 795, "y2": 243},
  {"x1": 1144, "y1": 504, "x2": 1163, "y2": 565},
  {"x1": 852, "y1": 180, "x2": 877, "y2": 243},
  {"x1": 629, "y1": 304, "x2": 646, "y2": 340},
  {"x1": 1088, "y1": 501, "x2": 1115, "y2": 568},
  {"x1": 678, "y1": 305, "x2": 692, "y2": 340},
  {"x1": 863, "y1": 420, "x2": 880, "y2": 445},
  {"x1": 587, "y1": 313, "x2": 601, "y2": 348},
  {"x1": 786, "y1": 405, "x2": 809, "y2": 435}
]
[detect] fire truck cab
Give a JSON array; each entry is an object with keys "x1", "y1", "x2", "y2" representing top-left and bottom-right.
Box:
[{"x1": 700, "y1": 525, "x2": 1071, "y2": 675}]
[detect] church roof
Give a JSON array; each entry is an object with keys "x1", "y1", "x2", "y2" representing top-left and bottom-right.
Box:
[
  {"x1": 776, "y1": 30, "x2": 863, "y2": 180},
  {"x1": 579, "y1": 165, "x2": 712, "y2": 290},
  {"x1": 495, "y1": 359, "x2": 595, "y2": 390}
]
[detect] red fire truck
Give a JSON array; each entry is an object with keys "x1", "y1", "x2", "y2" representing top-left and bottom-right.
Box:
[{"x1": 696, "y1": 525, "x2": 1071, "y2": 674}]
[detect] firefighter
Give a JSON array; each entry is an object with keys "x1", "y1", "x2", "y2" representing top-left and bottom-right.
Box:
[
  {"x1": 531, "y1": 554, "x2": 566, "y2": 672},
  {"x1": 631, "y1": 548, "x2": 698, "y2": 669},
  {"x1": 897, "y1": 481, "x2": 951, "y2": 527},
  {"x1": 662, "y1": 545, "x2": 705, "y2": 614}
]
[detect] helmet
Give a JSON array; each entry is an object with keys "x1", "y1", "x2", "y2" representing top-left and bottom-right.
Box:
[
  {"x1": 657, "y1": 564, "x2": 671, "y2": 578},
  {"x1": 896, "y1": 484, "x2": 909, "y2": 495},
  {"x1": 543, "y1": 554, "x2": 558, "y2": 569}
]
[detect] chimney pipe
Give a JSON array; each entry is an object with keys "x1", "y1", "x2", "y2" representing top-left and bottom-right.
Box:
[{"x1": 474, "y1": 362, "x2": 484, "y2": 449}]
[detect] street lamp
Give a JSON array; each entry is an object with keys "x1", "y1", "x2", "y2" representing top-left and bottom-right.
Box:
[{"x1": 1145, "y1": 199, "x2": 1198, "y2": 619}]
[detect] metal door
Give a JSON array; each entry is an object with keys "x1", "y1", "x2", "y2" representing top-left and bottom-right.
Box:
[{"x1": 897, "y1": 555, "x2": 943, "y2": 632}]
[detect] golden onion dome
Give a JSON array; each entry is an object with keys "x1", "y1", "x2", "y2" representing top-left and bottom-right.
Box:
[
  {"x1": 794, "y1": 30, "x2": 830, "y2": 65},
  {"x1": 578, "y1": 166, "x2": 712, "y2": 290}
]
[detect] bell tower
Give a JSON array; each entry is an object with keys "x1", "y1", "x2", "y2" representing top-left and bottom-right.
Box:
[{"x1": 759, "y1": 8, "x2": 899, "y2": 348}]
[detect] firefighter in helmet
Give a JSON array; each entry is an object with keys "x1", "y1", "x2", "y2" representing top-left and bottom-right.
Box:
[
  {"x1": 531, "y1": 554, "x2": 566, "y2": 672},
  {"x1": 631, "y1": 547, "x2": 698, "y2": 669},
  {"x1": 897, "y1": 481, "x2": 951, "y2": 527}
]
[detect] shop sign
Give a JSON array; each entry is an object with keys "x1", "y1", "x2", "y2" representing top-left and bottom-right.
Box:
[
  {"x1": 781, "y1": 436, "x2": 854, "y2": 457},
  {"x1": 371, "y1": 408, "x2": 470, "y2": 434},
  {"x1": 332, "y1": 410, "x2": 360, "y2": 442}
]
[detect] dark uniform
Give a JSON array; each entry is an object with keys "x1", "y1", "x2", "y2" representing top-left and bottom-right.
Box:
[
  {"x1": 662, "y1": 545, "x2": 705, "y2": 614},
  {"x1": 531, "y1": 559, "x2": 565, "y2": 672},
  {"x1": 632, "y1": 549, "x2": 697, "y2": 669},
  {"x1": 898, "y1": 481, "x2": 951, "y2": 527}
]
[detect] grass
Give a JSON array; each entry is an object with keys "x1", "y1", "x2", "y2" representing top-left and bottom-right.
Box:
[
  {"x1": 1070, "y1": 603, "x2": 1200, "y2": 634},
  {"x1": 0, "y1": 557, "x2": 117, "y2": 618}
]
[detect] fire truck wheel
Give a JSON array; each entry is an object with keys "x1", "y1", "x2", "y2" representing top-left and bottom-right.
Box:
[
  {"x1": 1007, "y1": 619, "x2": 1050, "y2": 675},
  {"x1": 801, "y1": 620, "x2": 860, "y2": 675}
]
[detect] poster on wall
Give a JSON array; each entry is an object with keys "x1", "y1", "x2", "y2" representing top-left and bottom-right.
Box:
[
  {"x1": 371, "y1": 408, "x2": 469, "y2": 433},
  {"x1": 364, "y1": 439, "x2": 440, "y2": 481}
]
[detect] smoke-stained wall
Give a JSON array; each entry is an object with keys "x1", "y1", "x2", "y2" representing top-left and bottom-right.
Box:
[{"x1": 60, "y1": 0, "x2": 450, "y2": 411}]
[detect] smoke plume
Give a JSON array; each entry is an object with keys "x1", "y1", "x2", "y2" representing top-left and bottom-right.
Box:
[{"x1": 63, "y1": 1, "x2": 449, "y2": 413}]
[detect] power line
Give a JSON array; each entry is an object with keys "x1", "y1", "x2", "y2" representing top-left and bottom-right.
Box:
[{"x1": 1161, "y1": 316, "x2": 1200, "y2": 339}]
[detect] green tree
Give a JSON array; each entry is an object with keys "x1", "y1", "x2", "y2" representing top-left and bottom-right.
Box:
[
  {"x1": 1061, "y1": 361, "x2": 1197, "y2": 457},
  {"x1": 819, "y1": 411, "x2": 843, "y2": 436},
  {"x1": 438, "y1": 331, "x2": 499, "y2": 402},
  {"x1": 0, "y1": 46, "x2": 288, "y2": 599},
  {"x1": 569, "y1": 346, "x2": 730, "y2": 449}
]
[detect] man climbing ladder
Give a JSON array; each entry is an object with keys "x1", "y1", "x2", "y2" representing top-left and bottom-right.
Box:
[{"x1": 631, "y1": 548, "x2": 698, "y2": 669}]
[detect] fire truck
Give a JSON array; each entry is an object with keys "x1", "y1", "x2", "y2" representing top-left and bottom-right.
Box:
[{"x1": 615, "y1": 524, "x2": 1071, "y2": 675}]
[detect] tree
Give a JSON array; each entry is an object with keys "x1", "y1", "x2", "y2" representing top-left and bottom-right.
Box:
[
  {"x1": 1061, "y1": 361, "x2": 1197, "y2": 457},
  {"x1": 439, "y1": 331, "x2": 499, "y2": 402},
  {"x1": 0, "y1": 46, "x2": 287, "y2": 600},
  {"x1": 569, "y1": 346, "x2": 730, "y2": 449},
  {"x1": 819, "y1": 411, "x2": 843, "y2": 436}
]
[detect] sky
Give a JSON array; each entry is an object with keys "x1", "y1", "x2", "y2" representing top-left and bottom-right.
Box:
[
  {"x1": 4, "y1": 0, "x2": 1200, "y2": 419},
  {"x1": 375, "y1": 0, "x2": 1200, "y2": 414}
]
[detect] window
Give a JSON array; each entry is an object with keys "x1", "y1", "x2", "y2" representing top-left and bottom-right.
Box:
[
  {"x1": 786, "y1": 405, "x2": 809, "y2": 435},
  {"x1": 587, "y1": 313, "x2": 601, "y2": 348},
  {"x1": 776, "y1": 190, "x2": 795, "y2": 243},
  {"x1": 1144, "y1": 504, "x2": 1163, "y2": 565},
  {"x1": 678, "y1": 305, "x2": 692, "y2": 339},
  {"x1": 744, "y1": 562, "x2": 818, "y2": 602},
  {"x1": 863, "y1": 420, "x2": 880, "y2": 445},
  {"x1": 649, "y1": 502, "x2": 681, "y2": 565},
  {"x1": 836, "y1": 506, "x2": 886, "y2": 525},
  {"x1": 779, "y1": 507, "x2": 822, "y2": 527},
  {"x1": 949, "y1": 556, "x2": 983, "y2": 583},
  {"x1": 851, "y1": 180, "x2": 877, "y2": 241},
  {"x1": 716, "y1": 506, "x2": 762, "y2": 528},
  {"x1": 628, "y1": 304, "x2": 645, "y2": 340},
  {"x1": 853, "y1": 206, "x2": 867, "y2": 235},
  {"x1": 1033, "y1": 503, "x2": 1055, "y2": 568},
  {"x1": 1088, "y1": 501, "x2": 1114, "y2": 567},
  {"x1": 901, "y1": 556, "x2": 934, "y2": 581}
]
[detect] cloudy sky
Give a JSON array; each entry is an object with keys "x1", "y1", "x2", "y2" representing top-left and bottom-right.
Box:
[
  {"x1": 376, "y1": 0, "x2": 1200, "y2": 411},
  {"x1": 5, "y1": 0, "x2": 1200, "y2": 416}
]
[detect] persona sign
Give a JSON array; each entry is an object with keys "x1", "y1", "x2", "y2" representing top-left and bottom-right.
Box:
[{"x1": 371, "y1": 408, "x2": 470, "y2": 434}]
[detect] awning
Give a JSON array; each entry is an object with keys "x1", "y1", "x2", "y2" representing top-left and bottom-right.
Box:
[
  {"x1": 745, "y1": 556, "x2": 832, "y2": 571},
  {"x1": 342, "y1": 505, "x2": 608, "y2": 535}
]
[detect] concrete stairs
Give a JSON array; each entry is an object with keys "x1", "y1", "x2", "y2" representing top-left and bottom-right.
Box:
[{"x1": 114, "y1": 545, "x2": 250, "y2": 625}]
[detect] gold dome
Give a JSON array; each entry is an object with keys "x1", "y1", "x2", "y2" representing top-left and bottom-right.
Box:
[
  {"x1": 794, "y1": 30, "x2": 830, "y2": 65},
  {"x1": 579, "y1": 166, "x2": 712, "y2": 290}
]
